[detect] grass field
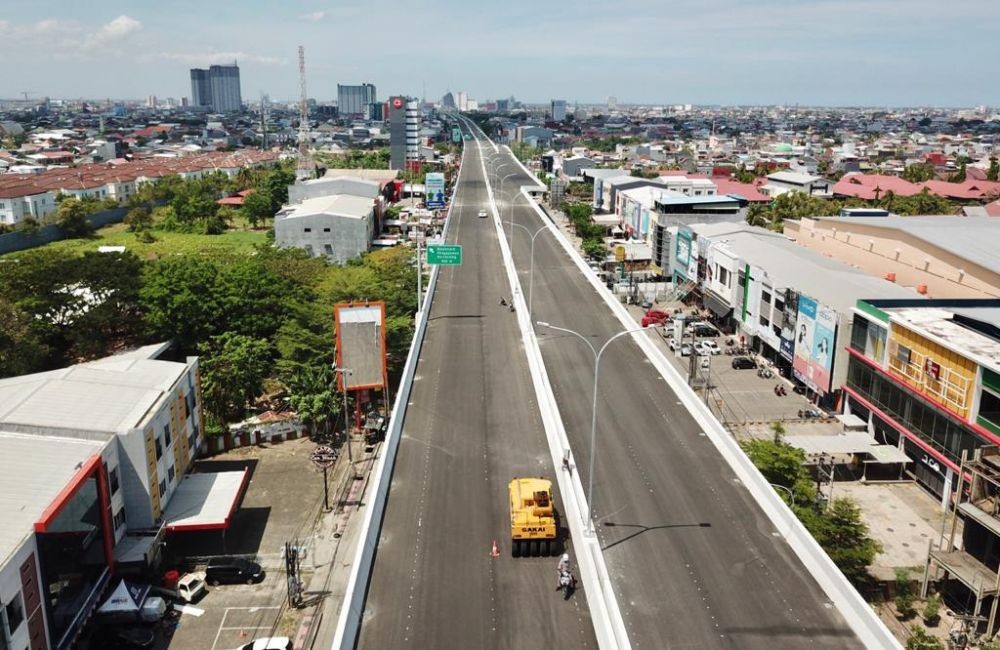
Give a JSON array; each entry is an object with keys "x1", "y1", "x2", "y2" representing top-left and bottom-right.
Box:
[{"x1": 8, "y1": 223, "x2": 269, "y2": 259}]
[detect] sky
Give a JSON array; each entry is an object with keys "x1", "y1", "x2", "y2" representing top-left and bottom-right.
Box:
[{"x1": 0, "y1": 0, "x2": 996, "y2": 107}]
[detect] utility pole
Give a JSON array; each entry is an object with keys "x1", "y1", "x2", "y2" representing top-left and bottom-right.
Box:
[{"x1": 334, "y1": 366, "x2": 356, "y2": 478}]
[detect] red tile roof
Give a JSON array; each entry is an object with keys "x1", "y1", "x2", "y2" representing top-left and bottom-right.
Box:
[
  {"x1": 922, "y1": 179, "x2": 1000, "y2": 200},
  {"x1": 711, "y1": 177, "x2": 771, "y2": 202},
  {"x1": 831, "y1": 174, "x2": 923, "y2": 200},
  {"x1": 985, "y1": 199, "x2": 1000, "y2": 217}
]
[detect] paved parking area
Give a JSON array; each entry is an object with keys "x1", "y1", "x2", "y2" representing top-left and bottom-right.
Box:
[{"x1": 160, "y1": 437, "x2": 328, "y2": 650}]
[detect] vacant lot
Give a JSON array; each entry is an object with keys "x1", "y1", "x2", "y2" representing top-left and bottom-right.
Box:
[{"x1": 6, "y1": 222, "x2": 267, "y2": 259}]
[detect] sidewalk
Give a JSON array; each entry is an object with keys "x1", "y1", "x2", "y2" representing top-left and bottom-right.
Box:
[{"x1": 290, "y1": 436, "x2": 379, "y2": 649}]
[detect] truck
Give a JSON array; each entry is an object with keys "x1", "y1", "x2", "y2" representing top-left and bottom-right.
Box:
[{"x1": 508, "y1": 477, "x2": 558, "y2": 557}]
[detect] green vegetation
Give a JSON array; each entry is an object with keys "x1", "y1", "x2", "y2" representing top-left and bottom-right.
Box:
[
  {"x1": 581, "y1": 135, "x2": 639, "y2": 153},
  {"x1": 901, "y1": 162, "x2": 936, "y2": 183},
  {"x1": 746, "y1": 187, "x2": 956, "y2": 230},
  {"x1": 315, "y1": 148, "x2": 390, "y2": 170},
  {"x1": 988, "y1": 156, "x2": 999, "y2": 182},
  {"x1": 741, "y1": 438, "x2": 881, "y2": 585},
  {"x1": 510, "y1": 141, "x2": 542, "y2": 162},
  {"x1": 0, "y1": 242, "x2": 418, "y2": 439},
  {"x1": 905, "y1": 625, "x2": 942, "y2": 650},
  {"x1": 564, "y1": 203, "x2": 607, "y2": 260}
]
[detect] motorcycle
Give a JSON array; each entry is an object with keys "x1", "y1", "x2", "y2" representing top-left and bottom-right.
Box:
[
  {"x1": 558, "y1": 569, "x2": 576, "y2": 600},
  {"x1": 757, "y1": 367, "x2": 774, "y2": 379},
  {"x1": 798, "y1": 408, "x2": 822, "y2": 419}
]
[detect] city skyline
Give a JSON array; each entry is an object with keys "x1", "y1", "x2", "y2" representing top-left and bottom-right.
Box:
[{"x1": 0, "y1": 0, "x2": 998, "y2": 106}]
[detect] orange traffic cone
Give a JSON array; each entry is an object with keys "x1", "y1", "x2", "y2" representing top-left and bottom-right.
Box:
[{"x1": 490, "y1": 539, "x2": 500, "y2": 558}]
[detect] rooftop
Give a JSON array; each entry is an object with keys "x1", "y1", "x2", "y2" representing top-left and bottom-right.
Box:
[
  {"x1": 0, "y1": 432, "x2": 104, "y2": 565},
  {"x1": 813, "y1": 215, "x2": 1000, "y2": 275},
  {"x1": 691, "y1": 223, "x2": 920, "y2": 313},
  {"x1": 886, "y1": 306, "x2": 1000, "y2": 371},
  {"x1": 279, "y1": 193, "x2": 374, "y2": 220},
  {"x1": 0, "y1": 349, "x2": 190, "y2": 440}
]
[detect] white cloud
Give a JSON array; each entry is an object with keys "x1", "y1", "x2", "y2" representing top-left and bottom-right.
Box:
[
  {"x1": 82, "y1": 15, "x2": 142, "y2": 51},
  {"x1": 146, "y1": 51, "x2": 286, "y2": 66},
  {"x1": 299, "y1": 11, "x2": 327, "y2": 22}
]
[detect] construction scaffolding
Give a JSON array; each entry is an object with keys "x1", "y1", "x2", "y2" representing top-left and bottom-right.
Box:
[{"x1": 922, "y1": 446, "x2": 1000, "y2": 641}]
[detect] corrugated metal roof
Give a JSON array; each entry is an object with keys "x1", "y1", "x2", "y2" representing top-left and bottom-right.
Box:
[{"x1": 0, "y1": 432, "x2": 104, "y2": 565}]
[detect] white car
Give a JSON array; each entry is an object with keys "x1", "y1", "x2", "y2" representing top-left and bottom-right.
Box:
[
  {"x1": 237, "y1": 637, "x2": 293, "y2": 650},
  {"x1": 696, "y1": 340, "x2": 721, "y2": 355},
  {"x1": 176, "y1": 572, "x2": 207, "y2": 603},
  {"x1": 477, "y1": 209, "x2": 488, "y2": 218},
  {"x1": 679, "y1": 342, "x2": 693, "y2": 357}
]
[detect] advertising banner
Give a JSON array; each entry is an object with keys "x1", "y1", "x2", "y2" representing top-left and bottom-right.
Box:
[
  {"x1": 675, "y1": 229, "x2": 692, "y2": 279},
  {"x1": 425, "y1": 172, "x2": 446, "y2": 209},
  {"x1": 452, "y1": 127, "x2": 462, "y2": 143},
  {"x1": 779, "y1": 289, "x2": 798, "y2": 361},
  {"x1": 792, "y1": 295, "x2": 817, "y2": 390},
  {"x1": 811, "y1": 304, "x2": 837, "y2": 392}
]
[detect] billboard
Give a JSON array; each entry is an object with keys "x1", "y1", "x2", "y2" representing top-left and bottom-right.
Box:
[
  {"x1": 452, "y1": 127, "x2": 462, "y2": 143},
  {"x1": 792, "y1": 295, "x2": 837, "y2": 393},
  {"x1": 674, "y1": 229, "x2": 692, "y2": 278},
  {"x1": 779, "y1": 289, "x2": 798, "y2": 361},
  {"x1": 334, "y1": 302, "x2": 388, "y2": 392},
  {"x1": 425, "y1": 172, "x2": 446, "y2": 208}
]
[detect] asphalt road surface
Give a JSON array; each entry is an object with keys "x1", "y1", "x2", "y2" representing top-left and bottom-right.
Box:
[
  {"x1": 470, "y1": 124, "x2": 863, "y2": 648},
  {"x1": 357, "y1": 132, "x2": 596, "y2": 648}
]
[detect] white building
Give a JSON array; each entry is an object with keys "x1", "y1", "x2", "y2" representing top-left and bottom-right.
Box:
[
  {"x1": 275, "y1": 194, "x2": 376, "y2": 263},
  {"x1": 761, "y1": 171, "x2": 830, "y2": 197}
]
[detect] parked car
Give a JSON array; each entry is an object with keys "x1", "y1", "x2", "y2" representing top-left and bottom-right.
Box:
[
  {"x1": 237, "y1": 638, "x2": 293, "y2": 650},
  {"x1": 692, "y1": 325, "x2": 720, "y2": 338},
  {"x1": 731, "y1": 356, "x2": 757, "y2": 369},
  {"x1": 205, "y1": 557, "x2": 265, "y2": 586},
  {"x1": 695, "y1": 340, "x2": 721, "y2": 355},
  {"x1": 679, "y1": 342, "x2": 693, "y2": 357},
  {"x1": 668, "y1": 339, "x2": 680, "y2": 351},
  {"x1": 477, "y1": 209, "x2": 488, "y2": 218},
  {"x1": 176, "y1": 572, "x2": 207, "y2": 603},
  {"x1": 641, "y1": 309, "x2": 671, "y2": 328}
]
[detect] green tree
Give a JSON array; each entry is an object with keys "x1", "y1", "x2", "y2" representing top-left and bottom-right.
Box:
[
  {"x1": 905, "y1": 625, "x2": 942, "y2": 650},
  {"x1": 55, "y1": 199, "x2": 93, "y2": 237},
  {"x1": 740, "y1": 438, "x2": 814, "y2": 500},
  {"x1": 124, "y1": 206, "x2": 152, "y2": 232},
  {"x1": 286, "y1": 364, "x2": 339, "y2": 439},
  {"x1": 241, "y1": 189, "x2": 273, "y2": 228},
  {"x1": 988, "y1": 156, "x2": 999, "y2": 182},
  {"x1": 890, "y1": 189, "x2": 954, "y2": 216},
  {"x1": 198, "y1": 332, "x2": 272, "y2": 423},
  {"x1": 582, "y1": 238, "x2": 606, "y2": 259},
  {"x1": 745, "y1": 202, "x2": 771, "y2": 228},
  {"x1": 900, "y1": 163, "x2": 936, "y2": 183},
  {"x1": 140, "y1": 256, "x2": 224, "y2": 350},
  {"x1": 0, "y1": 298, "x2": 50, "y2": 378},
  {"x1": 17, "y1": 216, "x2": 40, "y2": 235},
  {"x1": 803, "y1": 499, "x2": 882, "y2": 584},
  {"x1": 948, "y1": 162, "x2": 967, "y2": 183}
]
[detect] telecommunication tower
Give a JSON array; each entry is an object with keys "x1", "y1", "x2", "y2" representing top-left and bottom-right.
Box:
[{"x1": 297, "y1": 45, "x2": 315, "y2": 180}]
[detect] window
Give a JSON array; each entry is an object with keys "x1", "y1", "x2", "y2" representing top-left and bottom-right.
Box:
[
  {"x1": 323, "y1": 227, "x2": 331, "y2": 232},
  {"x1": 108, "y1": 465, "x2": 120, "y2": 495},
  {"x1": 762, "y1": 290, "x2": 772, "y2": 304},
  {"x1": 718, "y1": 267, "x2": 729, "y2": 287},
  {"x1": 168, "y1": 464, "x2": 176, "y2": 483},
  {"x1": 895, "y1": 344, "x2": 912, "y2": 366},
  {"x1": 113, "y1": 507, "x2": 126, "y2": 530},
  {"x1": 759, "y1": 315, "x2": 770, "y2": 327},
  {"x1": 304, "y1": 227, "x2": 312, "y2": 232},
  {"x1": 981, "y1": 389, "x2": 1000, "y2": 430},
  {"x1": 737, "y1": 271, "x2": 746, "y2": 288},
  {"x1": 159, "y1": 479, "x2": 167, "y2": 497},
  {"x1": 774, "y1": 299, "x2": 785, "y2": 313},
  {"x1": 4, "y1": 593, "x2": 24, "y2": 634},
  {"x1": 163, "y1": 424, "x2": 170, "y2": 443},
  {"x1": 155, "y1": 436, "x2": 163, "y2": 460}
]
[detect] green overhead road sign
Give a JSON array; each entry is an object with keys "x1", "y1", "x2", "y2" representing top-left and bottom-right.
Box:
[{"x1": 427, "y1": 244, "x2": 462, "y2": 266}]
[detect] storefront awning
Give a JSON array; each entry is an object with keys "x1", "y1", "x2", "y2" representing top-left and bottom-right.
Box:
[
  {"x1": 163, "y1": 470, "x2": 249, "y2": 532},
  {"x1": 704, "y1": 291, "x2": 733, "y2": 318}
]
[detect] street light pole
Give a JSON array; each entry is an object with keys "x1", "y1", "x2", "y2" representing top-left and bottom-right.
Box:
[
  {"x1": 537, "y1": 322, "x2": 649, "y2": 535},
  {"x1": 333, "y1": 366, "x2": 355, "y2": 477},
  {"x1": 509, "y1": 220, "x2": 552, "y2": 319}
]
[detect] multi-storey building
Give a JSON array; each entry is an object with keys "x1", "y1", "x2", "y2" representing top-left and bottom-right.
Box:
[
  {"x1": 189, "y1": 64, "x2": 242, "y2": 113},
  {"x1": 388, "y1": 96, "x2": 419, "y2": 171},
  {"x1": 550, "y1": 99, "x2": 567, "y2": 122},
  {"x1": 843, "y1": 299, "x2": 1000, "y2": 503},
  {"x1": 0, "y1": 344, "x2": 246, "y2": 649},
  {"x1": 337, "y1": 83, "x2": 376, "y2": 117}
]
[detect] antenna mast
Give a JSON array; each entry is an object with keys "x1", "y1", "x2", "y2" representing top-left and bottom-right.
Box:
[{"x1": 297, "y1": 45, "x2": 315, "y2": 180}]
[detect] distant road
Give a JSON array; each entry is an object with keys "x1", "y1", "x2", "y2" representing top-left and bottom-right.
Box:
[
  {"x1": 357, "y1": 128, "x2": 596, "y2": 648},
  {"x1": 475, "y1": 127, "x2": 862, "y2": 648}
]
